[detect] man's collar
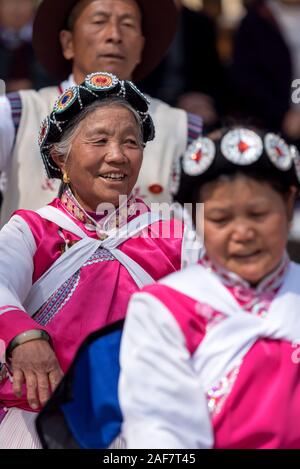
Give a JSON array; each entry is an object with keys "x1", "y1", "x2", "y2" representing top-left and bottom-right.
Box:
[{"x1": 60, "y1": 74, "x2": 76, "y2": 92}]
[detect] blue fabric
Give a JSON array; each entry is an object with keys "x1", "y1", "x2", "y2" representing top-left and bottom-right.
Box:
[{"x1": 61, "y1": 327, "x2": 123, "y2": 449}]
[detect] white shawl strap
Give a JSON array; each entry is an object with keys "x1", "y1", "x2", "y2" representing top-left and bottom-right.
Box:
[
  {"x1": 37, "y1": 206, "x2": 88, "y2": 239},
  {"x1": 37, "y1": 206, "x2": 164, "y2": 251},
  {"x1": 162, "y1": 263, "x2": 242, "y2": 317},
  {"x1": 23, "y1": 208, "x2": 163, "y2": 316},
  {"x1": 161, "y1": 262, "x2": 300, "y2": 392}
]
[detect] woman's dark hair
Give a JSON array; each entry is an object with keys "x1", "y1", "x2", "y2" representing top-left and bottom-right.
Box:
[
  {"x1": 195, "y1": 169, "x2": 292, "y2": 204},
  {"x1": 174, "y1": 124, "x2": 298, "y2": 206}
]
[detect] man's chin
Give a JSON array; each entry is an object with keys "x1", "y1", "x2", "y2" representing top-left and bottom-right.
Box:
[{"x1": 92, "y1": 62, "x2": 129, "y2": 80}]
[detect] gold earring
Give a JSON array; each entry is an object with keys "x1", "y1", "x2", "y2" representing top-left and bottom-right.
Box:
[{"x1": 63, "y1": 172, "x2": 71, "y2": 184}]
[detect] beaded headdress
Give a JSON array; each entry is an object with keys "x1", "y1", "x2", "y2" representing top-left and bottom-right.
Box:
[
  {"x1": 39, "y1": 72, "x2": 155, "y2": 179},
  {"x1": 174, "y1": 128, "x2": 300, "y2": 198}
]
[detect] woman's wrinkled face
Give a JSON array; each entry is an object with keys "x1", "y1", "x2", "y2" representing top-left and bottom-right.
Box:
[
  {"x1": 58, "y1": 105, "x2": 143, "y2": 211},
  {"x1": 198, "y1": 175, "x2": 295, "y2": 285}
]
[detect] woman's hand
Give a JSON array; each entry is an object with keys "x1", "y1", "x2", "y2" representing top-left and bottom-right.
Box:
[{"x1": 11, "y1": 339, "x2": 63, "y2": 410}]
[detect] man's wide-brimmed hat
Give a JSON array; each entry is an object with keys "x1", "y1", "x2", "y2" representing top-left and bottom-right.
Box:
[
  {"x1": 39, "y1": 72, "x2": 155, "y2": 179},
  {"x1": 33, "y1": 0, "x2": 178, "y2": 82}
]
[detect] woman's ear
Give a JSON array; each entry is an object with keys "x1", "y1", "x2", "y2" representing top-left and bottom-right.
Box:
[
  {"x1": 286, "y1": 186, "x2": 298, "y2": 223},
  {"x1": 50, "y1": 150, "x2": 66, "y2": 174}
]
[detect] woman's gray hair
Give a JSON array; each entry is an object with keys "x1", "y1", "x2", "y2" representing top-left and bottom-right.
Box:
[{"x1": 50, "y1": 97, "x2": 145, "y2": 163}]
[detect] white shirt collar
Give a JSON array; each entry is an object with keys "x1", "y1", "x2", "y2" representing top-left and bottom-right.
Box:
[{"x1": 60, "y1": 74, "x2": 76, "y2": 92}]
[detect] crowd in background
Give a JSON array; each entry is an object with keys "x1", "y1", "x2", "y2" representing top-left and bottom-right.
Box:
[
  {"x1": 0, "y1": 0, "x2": 56, "y2": 92},
  {"x1": 1, "y1": 0, "x2": 300, "y2": 138}
]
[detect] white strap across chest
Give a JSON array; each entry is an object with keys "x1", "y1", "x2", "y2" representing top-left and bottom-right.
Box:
[
  {"x1": 23, "y1": 207, "x2": 163, "y2": 316},
  {"x1": 161, "y1": 263, "x2": 300, "y2": 391}
]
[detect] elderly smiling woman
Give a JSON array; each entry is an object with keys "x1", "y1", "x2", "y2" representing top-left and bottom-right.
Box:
[
  {"x1": 120, "y1": 127, "x2": 300, "y2": 449},
  {"x1": 0, "y1": 72, "x2": 186, "y2": 449}
]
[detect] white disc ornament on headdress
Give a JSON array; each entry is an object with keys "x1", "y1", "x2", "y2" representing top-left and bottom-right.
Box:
[
  {"x1": 290, "y1": 145, "x2": 300, "y2": 183},
  {"x1": 221, "y1": 129, "x2": 263, "y2": 165},
  {"x1": 264, "y1": 133, "x2": 293, "y2": 171},
  {"x1": 183, "y1": 137, "x2": 215, "y2": 176}
]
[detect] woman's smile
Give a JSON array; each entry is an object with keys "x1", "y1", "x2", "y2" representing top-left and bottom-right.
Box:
[{"x1": 98, "y1": 172, "x2": 127, "y2": 182}]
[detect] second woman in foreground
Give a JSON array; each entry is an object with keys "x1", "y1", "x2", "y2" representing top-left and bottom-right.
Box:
[{"x1": 120, "y1": 127, "x2": 300, "y2": 448}]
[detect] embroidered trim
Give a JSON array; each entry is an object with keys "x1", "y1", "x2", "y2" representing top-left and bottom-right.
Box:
[
  {"x1": 61, "y1": 187, "x2": 138, "y2": 236},
  {"x1": 200, "y1": 254, "x2": 289, "y2": 317},
  {"x1": 34, "y1": 271, "x2": 81, "y2": 326},
  {"x1": 33, "y1": 248, "x2": 116, "y2": 325},
  {"x1": 83, "y1": 248, "x2": 115, "y2": 266},
  {"x1": 206, "y1": 363, "x2": 241, "y2": 417}
]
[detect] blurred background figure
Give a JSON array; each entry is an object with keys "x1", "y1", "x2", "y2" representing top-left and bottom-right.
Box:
[
  {"x1": 138, "y1": 0, "x2": 229, "y2": 131},
  {"x1": 230, "y1": 0, "x2": 300, "y2": 258},
  {"x1": 0, "y1": 0, "x2": 56, "y2": 91},
  {"x1": 231, "y1": 0, "x2": 300, "y2": 143}
]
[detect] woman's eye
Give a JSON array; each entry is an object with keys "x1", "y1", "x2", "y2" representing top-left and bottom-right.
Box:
[
  {"x1": 214, "y1": 219, "x2": 228, "y2": 224},
  {"x1": 251, "y1": 212, "x2": 267, "y2": 218},
  {"x1": 124, "y1": 139, "x2": 138, "y2": 146},
  {"x1": 208, "y1": 217, "x2": 229, "y2": 225},
  {"x1": 95, "y1": 138, "x2": 108, "y2": 145}
]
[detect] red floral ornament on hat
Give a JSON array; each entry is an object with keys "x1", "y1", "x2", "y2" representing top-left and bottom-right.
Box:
[
  {"x1": 85, "y1": 72, "x2": 118, "y2": 91},
  {"x1": 221, "y1": 129, "x2": 263, "y2": 165},
  {"x1": 54, "y1": 87, "x2": 78, "y2": 114},
  {"x1": 183, "y1": 137, "x2": 215, "y2": 176},
  {"x1": 38, "y1": 117, "x2": 50, "y2": 147},
  {"x1": 264, "y1": 133, "x2": 292, "y2": 171}
]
